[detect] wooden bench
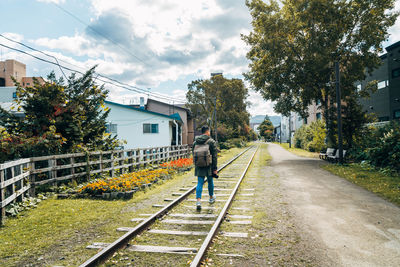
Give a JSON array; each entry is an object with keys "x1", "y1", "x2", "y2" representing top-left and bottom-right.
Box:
[
  {"x1": 327, "y1": 149, "x2": 347, "y2": 162},
  {"x1": 319, "y1": 148, "x2": 335, "y2": 160}
]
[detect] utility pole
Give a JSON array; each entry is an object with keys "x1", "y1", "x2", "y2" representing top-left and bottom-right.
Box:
[
  {"x1": 288, "y1": 114, "x2": 292, "y2": 148},
  {"x1": 214, "y1": 96, "x2": 218, "y2": 142},
  {"x1": 335, "y1": 61, "x2": 343, "y2": 164}
]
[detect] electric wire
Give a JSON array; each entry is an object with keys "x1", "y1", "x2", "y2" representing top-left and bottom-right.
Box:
[
  {"x1": 52, "y1": 3, "x2": 150, "y2": 67},
  {"x1": 0, "y1": 41, "x2": 186, "y2": 103},
  {"x1": 0, "y1": 35, "x2": 186, "y2": 103}
]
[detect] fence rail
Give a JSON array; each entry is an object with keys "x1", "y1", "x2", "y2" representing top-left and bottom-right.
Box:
[{"x1": 0, "y1": 145, "x2": 191, "y2": 224}]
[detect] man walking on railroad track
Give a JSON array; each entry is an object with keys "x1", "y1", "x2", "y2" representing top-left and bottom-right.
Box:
[{"x1": 192, "y1": 125, "x2": 218, "y2": 211}]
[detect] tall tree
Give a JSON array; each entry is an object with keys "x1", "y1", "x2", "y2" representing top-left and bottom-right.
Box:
[
  {"x1": 186, "y1": 75, "x2": 250, "y2": 139},
  {"x1": 258, "y1": 115, "x2": 275, "y2": 141},
  {"x1": 243, "y1": 0, "x2": 397, "y2": 146}
]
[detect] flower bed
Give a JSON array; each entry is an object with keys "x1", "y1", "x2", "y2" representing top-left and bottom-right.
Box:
[
  {"x1": 78, "y1": 158, "x2": 193, "y2": 199},
  {"x1": 161, "y1": 158, "x2": 193, "y2": 169}
]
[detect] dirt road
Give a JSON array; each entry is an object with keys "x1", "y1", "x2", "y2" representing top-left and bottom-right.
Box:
[{"x1": 268, "y1": 143, "x2": 400, "y2": 267}]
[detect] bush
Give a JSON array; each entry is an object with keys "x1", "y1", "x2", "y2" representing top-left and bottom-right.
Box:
[
  {"x1": 220, "y1": 138, "x2": 246, "y2": 149},
  {"x1": 365, "y1": 122, "x2": 400, "y2": 172},
  {"x1": 293, "y1": 120, "x2": 326, "y2": 152}
]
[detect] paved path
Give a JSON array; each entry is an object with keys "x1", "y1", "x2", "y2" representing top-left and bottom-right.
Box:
[{"x1": 268, "y1": 143, "x2": 400, "y2": 267}]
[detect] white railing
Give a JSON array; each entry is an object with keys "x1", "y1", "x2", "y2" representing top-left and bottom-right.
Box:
[{"x1": 0, "y1": 145, "x2": 191, "y2": 224}]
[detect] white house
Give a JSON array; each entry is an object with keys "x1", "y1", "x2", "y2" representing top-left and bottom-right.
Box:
[
  {"x1": 105, "y1": 101, "x2": 183, "y2": 149},
  {"x1": 0, "y1": 86, "x2": 17, "y2": 102}
]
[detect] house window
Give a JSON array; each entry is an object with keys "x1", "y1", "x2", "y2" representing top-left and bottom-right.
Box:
[
  {"x1": 143, "y1": 123, "x2": 159, "y2": 134},
  {"x1": 394, "y1": 110, "x2": 400, "y2": 119},
  {"x1": 106, "y1": 123, "x2": 117, "y2": 134},
  {"x1": 26, "y1": 82, "x2": 30, "y2": 86},
  {"x1": 392, "y1": 68, "x2": 400, "y2": 78},
  {"x1": 377, "y1": 80, "x2": 388, "y2": 89},
  {"x1": 316, "y1": 113, "x2": 322, "y2": 120},
  {"x1": 12, "y1": 92, "x2": 17, "y2": 99}
]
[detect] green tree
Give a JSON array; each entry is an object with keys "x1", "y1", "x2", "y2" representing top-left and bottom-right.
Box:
[
  {"x1": 186, "y1": 75, "x2": 250, "y2": 139},
  {"x1": 294, "y1": 120, "x2": 327, "y2": 152},
  {"x1": 258, "y1": 115, "x2": 275, "y2": 141},
  {"x1": 0, "y1": 68, "x2": 118, "y2": 162},
  {"x1": 243, "y1": 0, "x2": 397, "y2": 146}
]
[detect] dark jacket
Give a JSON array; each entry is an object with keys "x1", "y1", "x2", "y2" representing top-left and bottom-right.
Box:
[{"x1": 192, "y1": 134, "x2": 218, "y2": 177}]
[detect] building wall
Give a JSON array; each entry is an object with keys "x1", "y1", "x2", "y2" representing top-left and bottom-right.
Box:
[
  {"x1": 387, "y1": 44, "x2": 400, "y2": 120},
  {"x1": 358, "y1": 55, "x2": 390, "y2": 121},
  {"x1": 280, "y1": 112, "x2": 304, "y2": 143},
  {"x1": 0, "y1": 60, "x2": 26, "y2": 87},
  {"x1": 105, "y1": 102, "x2": 174, "y2": 149},
  {"x1": 146, "y1": 100, "x2": 193, "y2": 145},
  {"x1": 21, "y1": 77, "x2": 45, "y2": 87},
  {"x1": 306, "y1": 102, "x2": 322, "y2": 125},
  {"x1": 0, "y1": 86, "x2": 17, "y2": 102}
]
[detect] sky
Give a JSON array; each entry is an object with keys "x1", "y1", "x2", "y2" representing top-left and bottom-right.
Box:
[{"x1": 1, "y1": 0, "x2": 400, "y2": 117}]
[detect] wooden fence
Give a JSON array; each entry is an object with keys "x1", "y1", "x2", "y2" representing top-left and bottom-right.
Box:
[{"x1": 0, "y1": 145, "x2": 191, "y2": 224}]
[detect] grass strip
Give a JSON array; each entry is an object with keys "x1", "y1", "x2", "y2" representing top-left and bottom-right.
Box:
[
  {"x1": 322, "y1": 163, "x2": 400, "y2": 207},
  {"x1": 0, "y1": 146, "x2": 245, "y2": 267}
]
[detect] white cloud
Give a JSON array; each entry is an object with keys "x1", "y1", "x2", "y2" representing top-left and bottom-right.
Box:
[
  {"x1": 248, "y1": 90, "x2": 277, "y2": 117},
  {"x1": 36, "y1": 0, "x2": 65, "y2": 4},
  {"x1": 388, "y1": 1, "x2": 400, "y2": 44}
]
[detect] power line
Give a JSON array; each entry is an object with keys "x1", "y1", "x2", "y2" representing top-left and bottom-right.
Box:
[
  {"x1": 0, "y1": 40, "x2": 186, "y2": 103},
  {"x1": 0, "y1": 34, "x2": 186, "y2": 103},
  {"x1": 0, "y1": 34, "x2": 69, "y2": 81},
  {"x1": 52, "y1": 3, "x2": 150, "y2": 67}
]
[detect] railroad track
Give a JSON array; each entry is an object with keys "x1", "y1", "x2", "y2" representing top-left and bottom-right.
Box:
[{"x1": 81, "y1": 145, "x2": 259, "y2": 267}]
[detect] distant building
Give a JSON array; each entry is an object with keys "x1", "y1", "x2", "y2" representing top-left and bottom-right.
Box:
[
  {"x1": 249, "y1": 122, "x2": 261, "y2": 134},
  {"x1": 357, "y1": 41, "x2": 400, "y2": 121},
  {"x1": 280, "y1": 112, "x2": 304, "y2": 143},
  {"x1": 105, "y1": 101, "x2": 183, "y2": 149},
  {"x1": 0, "y1": 59, "x2": 44, "y2": 102}
]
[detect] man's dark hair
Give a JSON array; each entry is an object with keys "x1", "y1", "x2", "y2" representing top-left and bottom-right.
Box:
[{"x1": 201, "y1": 125, "x2": 210, "y2": 134}]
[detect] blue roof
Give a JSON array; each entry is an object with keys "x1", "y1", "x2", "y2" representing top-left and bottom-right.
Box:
[{"x1": 105, "y1": 100, "x2": 183, "y2": 122}]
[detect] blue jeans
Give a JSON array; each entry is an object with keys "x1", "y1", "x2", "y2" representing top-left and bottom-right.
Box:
[{"x1": 196, "y1": 176, "x2": 214, "y2": 199}]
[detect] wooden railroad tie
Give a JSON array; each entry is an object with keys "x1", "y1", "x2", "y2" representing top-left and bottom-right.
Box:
[{"x1": 115, "y1": 228, "x2": 249, "y2": 238}]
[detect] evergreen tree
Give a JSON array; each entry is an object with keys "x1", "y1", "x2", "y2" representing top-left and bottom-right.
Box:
[{"x1": 258, "y1": 115, "x2": 275, "y2": 141}]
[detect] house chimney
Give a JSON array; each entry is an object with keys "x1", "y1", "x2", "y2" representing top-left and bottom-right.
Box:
[{"x1": 140, "y1": 97, "x2": 145, "y2": 109}]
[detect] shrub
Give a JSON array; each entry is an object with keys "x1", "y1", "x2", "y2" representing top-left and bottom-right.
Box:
[
  {"x1": 293, "y1": 120, "x2": 326, "y2": 152},
  {"x1": 365, "y1": 122, "x2": 400, "y2": 172}
]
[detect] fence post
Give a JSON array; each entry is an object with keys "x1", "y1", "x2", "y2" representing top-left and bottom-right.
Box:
[
  {"x1": 86, "y1": 152, "x2": 90, "y2": 181},
  {"x1": 110, "y1": 152, "x2": 115, "y2": 177},
  {"x1": 120, "y1": 151, "x2": 125, "y2": 175},
  {"x1": 71, "y1": 156, "x2": 76, "y2": 185},
  {"x1": 128, "y1": 151, "x2": 133, "y2": 173},
  {"x1": 29, "y1": 159, "x2": 36, "y2": 197},
  {"x1": 143, "y1": 149, "x2": 147, "y2": 169},
  {"x1": 0, "y1": 167, "x2": 5, "y2": 225},
  {"x1": 49, "y1": 156, "x2": 57, "y2": 188},
  {"x1": 135, "y1": 149, "x2": 140, "y2": 170}
]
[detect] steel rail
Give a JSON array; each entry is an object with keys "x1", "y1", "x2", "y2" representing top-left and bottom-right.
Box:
[
  {"x1": 190, "y1": 145, "x2": 259, "y2": 267},
  {"x1": 80, "y1": 146, "x2": 254, "y2": 267}
]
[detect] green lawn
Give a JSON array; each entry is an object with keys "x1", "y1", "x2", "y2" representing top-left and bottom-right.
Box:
[
  {"x1": 322, "y1": 163, "x2": 400, "y2": 207},
  {"x1": 0, "y1": 146, "x2": 246, "y2": 266},
  {"x1": 274, "y1": 142, "x2": 319, "y2": 158}
]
